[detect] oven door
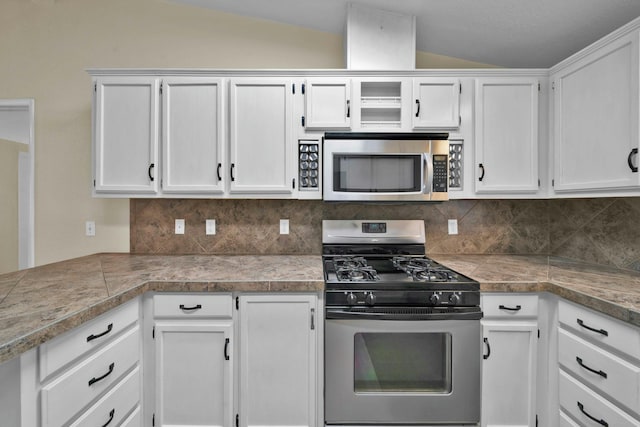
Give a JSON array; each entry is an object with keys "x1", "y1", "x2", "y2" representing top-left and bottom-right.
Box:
[{"x1": 325, "y1": 310, "x2": 481, "y2": 425}]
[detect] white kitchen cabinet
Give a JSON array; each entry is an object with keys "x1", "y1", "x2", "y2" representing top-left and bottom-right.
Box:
[
  {"x1": 93, "y1": 76, "x2": 160, "y2": 195},
  {"x1": 153, "y1": 294, "x2": 234, "y2": 427},
  {"x1": 412, "y1": 77, "x2": 461, "y2": 129},
  {"x1": 481, "y1": 294, "x2": 538, "y2": 427},
  {"x1": 352, "y1": 78, "x2": 411, "y2": 130},
  {"x1": 551, "y1": 31, "x2": 640, "y2": 193},
  {"x1": 474, "y1": 78, "x2": 540, "y2": 194},
  {"x1": 229, "y1": 78, "x2": 295, "y2": 195},
  {"x1": 162, "y1": 77, "x2": 225, "y2": 194},
  {"x1": 238, "y1": 294, "x2": 317, "y2": 427},
  {"x1": 303, "y1": 78, "x2": 351, "y2": 129}
]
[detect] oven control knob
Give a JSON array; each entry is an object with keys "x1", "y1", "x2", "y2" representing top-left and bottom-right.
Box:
[
  {"x1": 365, "y1": 293, "x2": 376, "y2": 306},
  {"x1": 449, "y1": 293, "x2": 461, "y2": 305},
  {"x1": 346, "y1": 293, "x2": 357, "y2": 305},
  {"x1": 429, "y1": 294, "x2": 440, "y2": 305}
]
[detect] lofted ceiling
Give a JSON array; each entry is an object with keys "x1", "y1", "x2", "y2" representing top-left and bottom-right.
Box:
[{"x1": 167, "y1": 0, "x2": 640, "y2": 68}]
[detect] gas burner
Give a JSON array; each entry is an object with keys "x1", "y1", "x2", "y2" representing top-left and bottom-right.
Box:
[
  {"x1": 392, "y1": 256, "x2": 455, "y2": 282},
  {"x1": 336, "y1": 266, "x2": 379, "y2": 282},
  {"x1": 334, "y1": 256, "x2": 368, "y2": 270}
]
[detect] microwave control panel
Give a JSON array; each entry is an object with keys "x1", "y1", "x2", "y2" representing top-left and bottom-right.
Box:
[{"x1": 432, "y1": 155, "x2": 448, "y2": 192}]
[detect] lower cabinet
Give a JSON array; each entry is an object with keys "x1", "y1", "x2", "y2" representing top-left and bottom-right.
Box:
[
  {"x1": 238, "y1": 294, "x2": 317, "y2": 427},
  {"x1": 153, "y1": 293, "x2": 234, "y2": 427},
  {"x1": 150, "y1": 292, "x2": 318, "y2": 427},
  {"x1": 481, "y1": 294, "x2": 538, "y2": 427}
]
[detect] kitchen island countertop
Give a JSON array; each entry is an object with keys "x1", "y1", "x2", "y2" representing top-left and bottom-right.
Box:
[{"x1": 1, "y1": 253, "x2": 640, "y2": 364}]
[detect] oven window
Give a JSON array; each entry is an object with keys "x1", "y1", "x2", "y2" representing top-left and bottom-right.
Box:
[
  {"x1": 333, "y1": 155, "x2": 422, "y2": 192},
  {"x1": 354, "y1": 333, "x2": 452, "y2": 393}
]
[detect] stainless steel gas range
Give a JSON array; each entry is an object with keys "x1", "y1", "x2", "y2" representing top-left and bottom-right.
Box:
[{"x1": 323, "y1": 220, "x2": 482, "y2": 426}]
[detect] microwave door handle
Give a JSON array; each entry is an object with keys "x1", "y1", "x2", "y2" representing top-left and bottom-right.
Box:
[{"x1": 423, "y1": 153, "x2": 433, "y2": 195}]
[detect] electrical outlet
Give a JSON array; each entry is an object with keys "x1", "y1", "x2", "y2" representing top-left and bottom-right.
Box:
[
  {"x1": 206, "y1": 219, "x2": 216, "y2": 235},
  {"x1": 448, "y1": 219, "x2": 458, "y2": 235},
  {"x1": 85, "y1": 221, "x2": 95, "y2": 237},
  {"x1": 280, "y1": 219, "x2": 289, "y2": 235},
  {"x1": 175, "y1": 219, "x2": 185, "y2": 235}
]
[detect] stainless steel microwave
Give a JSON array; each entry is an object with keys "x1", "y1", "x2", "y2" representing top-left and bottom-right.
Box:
[{"x1": 323, "y1": 132, "x2": 449, "y2": 202}]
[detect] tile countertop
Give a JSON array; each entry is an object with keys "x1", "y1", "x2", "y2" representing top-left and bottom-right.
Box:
[{"x1": 1, "y1": 253, "x2": 640, "y2": 364}]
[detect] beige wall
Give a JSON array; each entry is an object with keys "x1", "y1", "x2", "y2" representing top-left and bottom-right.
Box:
[
  {"x1": 0, "y1": 139, "x2": 26, "y2": 274},
  {"x1": 1, "y1": 0, "x2": 489, "y2": 267}
]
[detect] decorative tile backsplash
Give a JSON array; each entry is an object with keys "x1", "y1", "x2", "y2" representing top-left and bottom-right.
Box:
[{"x1": 130, "y1": 197, "x2": 640, "y2": 271}]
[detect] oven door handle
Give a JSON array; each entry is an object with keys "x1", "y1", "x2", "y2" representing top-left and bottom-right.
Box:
[{"x1": 325, "y1": 308, "x2": 483, "y2": 321}]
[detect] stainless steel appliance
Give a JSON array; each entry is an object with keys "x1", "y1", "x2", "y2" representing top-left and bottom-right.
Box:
[
  {"x1": 323, "y1": 220, "x2": 482, "y2": 426},
  {"x1": 323, "y1": 133, "x2": 449, "y2": 202}
]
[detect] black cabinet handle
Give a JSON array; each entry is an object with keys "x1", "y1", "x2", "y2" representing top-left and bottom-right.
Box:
[
  {"x1": 577, "y1": 318, "x2": 608, "y2": 336},
  {"x1": 101, "y1": 409, "x2": 115, "y2": 427},
  {"x1": 86, "y1": 323, "x2": 113, "y2": 342},
  {"x1": 179, "y1": 304, "x2": 202, "y2": 311},
  {"x1": 230, "y1": 163, "x2": 235, "y2": 182},
  {"x1": 415, "y1": 99, "x2": 421, "y2": 117},
  {"x1": 499, "y1": 304, "x2": 522, "y2": 312},
  {"x1": 148, "y1": 163, "x2": 155, "y2": 181},
  {"x1": 577, "y1": 402, "x2": 608, "y2": 426},
  {"x1": 628, "y1": 148, "x2": 638, "y2": 172},
  {"x1": 483, "y1": 337, "x2": 491, "y2": 359},
  {"x1": 217, "y1": 163, "x2": 222, "y2": 181},
  {"x1": 224, "y1": 338, "x2": 230, "y2": 361},
  {"x1": 88, "y1": 362, "x2": 115, "y2": 386},
  {"x1": 346, "y1": 100, "x2": 351, "y2": 118},
  {"x1": 576, "y1": 356, "x2": 607, "y2": 378},
  {"x1": 478, "y1": 163, "x2": 485, "y2": 181}
]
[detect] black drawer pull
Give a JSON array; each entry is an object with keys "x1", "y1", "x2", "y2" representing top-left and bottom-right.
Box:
[
  {"x1": 483, "y1": 337, "x2": 491, "y2": 360},
  {"x1": 224, "y1": 338, "x2": 230, "y2": 361},
  {"x1": 179, "y1": 304, "x2": 202, "y2": 311},
  {"x1": 86, "y1": 323, "x2": 113, "y2": 342},
  {"x1": 628, "y1": 148, "x2": 638, "y2": 172},
  {"x1": 499, "y1": 304, "x2": 522, "y2": 312},
  {"x1": 148, "y1": 163, "x2": 155, "y2": 182},
  {"x1": 415, "y1": 99, "x2": 421, "y2": 117},
  {"x1": 578, "y1": 401, "x2": 608, "y2": 426},
  {"x1": 88, "y1": 362, "x2": 115, "y2": 386},
  {"x1": 577, "y1": 318, "x2": 609, "y2": 336},
  {"x1": 217, "y1": 163, "x2": 222, "y2": 181},
  {"x1": 102, "y1": 409, "x2": 115, "y2": 427},
  {"x1": 478, "y1": 163, "x2": 485, "y2": 181},
  {"x1": 576, "y1": 356, "x2": 607, "y2": 378}
]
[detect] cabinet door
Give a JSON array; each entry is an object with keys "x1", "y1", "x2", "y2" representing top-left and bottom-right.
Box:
[
  {"x1": 481, "y1": 320, "x2": 537, "y2": 427},
  {"x1": 238, "y1": 294, "x2": 317, "y2": 427},
  {"x1": 94, "y1": 77, "x2": 159, "y2": 194},
  {"x1": 475, "y1": 78, "x2": 539, "y2": 193},
  {"x1": 162, "y1": 78, "x2": 225, "y2": 194},
  {"x1": 155, "y1": 321, "x2": 233, "y2": 427},
  {"x1": 412, "y1": 78, "x2": 460, "y2": 129},
  {"x1": 552, "y1": 32, "x2": 640, "y2": 191},
  {"x1": 229, "y1": 79, "x2": 294, "y2": 194},
  {"x1": 304, "y1": 79, "x2": 351, "y2": 129}
]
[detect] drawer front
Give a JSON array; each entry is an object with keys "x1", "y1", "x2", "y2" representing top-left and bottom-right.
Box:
[
  {"x1": 39, "y1": 298, "x2": 138, "y2": 381},
  {"x1": 41, "y1": 326, "x2": 140, "y2": 427},
  {"x1": 481, "y1": 294, "x2": 538, "y2": 318},
  {"x1": 559, "y1": 370, "x2": 640, "y2": 427},
  {"x1": 154, "y1": 293, "x2": 233, "y2": 318},
  {"x1": 70, "y1": 366, "x2": 140, "y2": 427},
  {"x1": 121, "y1": 406, "x2": 141, "y2": 427},
  {"x1": 559, "y1": 328, "x2": 640, "y2": 415},
  {"x1": 559, "y1": 299, "x2": 640, "y2": 360},
  {"x1": 559, "y1": 410, "x2": 580, "y2": 427}
]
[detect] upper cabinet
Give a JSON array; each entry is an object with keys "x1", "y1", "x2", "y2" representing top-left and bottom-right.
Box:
[
  {"x1": 162, "y1": 77, "x2": 225, "y2": 194},
  {"x1": 551, "y1": 31, "x2": 640, "y2": 193},
  {"x1": 229, "y1": 78, "x2": 295, "y2": 195},
  {"x1": 412, "y1": 78, "x2": 461, "y2": 129},
  {"x1": 351, "y1": 78, "x2": 411, "y2": 130},
  {"x1": 474, "y1": 77, "x2": 540, "y2": 194},
  {"x1": 93, "y1": 76, "x2": 160, "y2": 195},
  {"x1": 303, "y1": 79, "x2": 351, "y2": 130}
]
